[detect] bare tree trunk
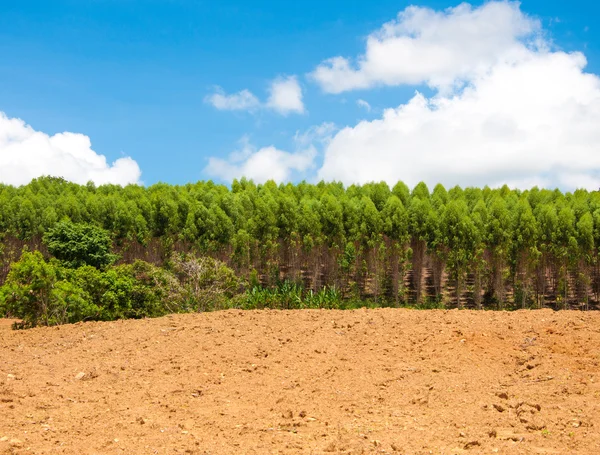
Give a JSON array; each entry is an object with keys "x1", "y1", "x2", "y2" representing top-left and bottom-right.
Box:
[{"x1": 411, "y1": 238, "x2": 426, "y2": 304}]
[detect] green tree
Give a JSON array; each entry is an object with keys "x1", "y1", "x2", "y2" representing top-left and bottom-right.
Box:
[
  {"x1": 553, "y1": 206, "x2": 577, "y2": 309},
  {"x1": 442, "y1": 200, "x2": 477, "y2": 308},
  {"x1": 576, "y1": 212, "x2": 594, "y2": 309},
  {"x1": 512, "y1": 198, "x2": 540, "y2": 308},
  {"x1": 0, "y1": 251, "x2": 99, "y2": 328},
  {"x1": 486, "y1": 197, "x2": 512, "y2": 308},
  {"x1": 43, "y1": 220, "x2": 117, "y2": 269}
]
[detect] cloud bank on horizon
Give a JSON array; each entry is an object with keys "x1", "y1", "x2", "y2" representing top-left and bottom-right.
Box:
[
  {"x1": 0, "y1": 113, "x2": 141, "y2": 186},
  {"x1": 205, "y1": 136, "x2": 316, "y2": 183},
  {"x1": 208, "y1": 1, "x2": 600, "y2": 191}
]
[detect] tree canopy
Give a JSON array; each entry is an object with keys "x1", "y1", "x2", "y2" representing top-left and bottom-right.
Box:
[{"x1": 1, "y1": 176, "x2": 600, "y2": 309}]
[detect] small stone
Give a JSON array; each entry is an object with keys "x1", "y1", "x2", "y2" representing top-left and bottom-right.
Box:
[
  {"x1": 496, "y1": 392, "x2": 509, "y2": 400},
  {"x1": 6, "y1": 374, "x2": 15, "y2": 380},
  {"x1": 0, "y1": 436, "x2": 8, "y2": 442},
  {"x1": 464, "y1": 440, "x2": 480, "y2": 449},
  {"x1": 113, "y1": 438, "x2": 119, "y2": 443},
  {"x1": 493, "y1": 404, "x2": 505, "y2": 413},
  {"x1": 9, "y1": 439, "x2": 23, "y2": 447},
  {"x1": 75, "y1": 372, "x2": 86, "y2": 380},
  {"x1": 496, "y1": 430, "x2": 527, "y2": 441},
  {"x1": 299, "y1": 410, "x2": 307, "y2": 418}
]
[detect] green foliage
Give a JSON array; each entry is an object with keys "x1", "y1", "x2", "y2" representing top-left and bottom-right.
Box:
[
  {"x1": 2, "y1": 176, "x2": 600, "y2": 311},
  {"x1": 170, "y1": 252, "x2": 243, "y2": 311},
  {"x1": 0, "y1": 248, "x2": 245, "y2": 329},
  {"x1": 0, "y1": 251, "x2": 100, "y2": 328},
  {"x1": 243, "y1": 280, "x2": 343, "y2": 310},
  {"x1": 43, "y1": 220, "x2": 117, "y2": 269}
]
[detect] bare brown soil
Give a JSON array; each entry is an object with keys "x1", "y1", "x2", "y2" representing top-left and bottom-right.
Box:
[{"x1": 1, "y1": 309, "x2": 600, "y2": 454}]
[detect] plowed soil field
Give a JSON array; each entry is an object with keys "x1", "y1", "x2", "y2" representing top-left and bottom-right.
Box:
[{"x1": 1, "y1": 309, "x2": 600, "y2": 454}]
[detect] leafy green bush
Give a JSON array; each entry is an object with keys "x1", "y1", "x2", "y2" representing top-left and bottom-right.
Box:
[
  {"x1": 170, "y1": 252, "x2": 244, "y2": 311},
  {"x1": 43, "y1": 220, "x2": 118, "y2": 269},
  {"x1": 0, "y1": 247, "x2": 250, "y2": 329},
  {"x1": 73, "y1": 262, "x2": 188, "y2": 320},
  {"x1": 0, "y1": 251, "x2": 192, "y2": 328},
  {"x1": 0, "y1": 251, "x2": 100, "y2": 328},
  {"x1": 130, "y1": 260, "x2": 190, "y2": 313}
]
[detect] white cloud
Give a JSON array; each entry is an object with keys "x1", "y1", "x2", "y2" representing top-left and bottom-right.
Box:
[
  {"x1": 318, "y1": 50, "x2": 600, "y2": 190},
  {"x1": 204, "y1": 138, "x2": 316, "y2": 183},
  {"x1": 204, "y1": 88, "x2": 261, "y2": 111},
  {"x1": 311, "y1": 1, "x2": 542, "y2": 93},
  {"x1": 293, "y1": 122, "x2": 337, "y2": 147},
  {"x1": 0, "y1": 112, "x2": 141, "y2": 186},
  {"x1": 266, "y1": 76, "x2": 305, "y2": 115},
  {"x1": 206, "y1": 76, "x2": 305, "y2": 115},
  {"x1": 356, "y1": 99, "x2": 371, "y2": 111},
  {"x1": 204, "y1": 1, "x2": 600, "y2": 191}
]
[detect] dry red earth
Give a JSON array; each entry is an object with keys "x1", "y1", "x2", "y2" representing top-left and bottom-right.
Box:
[{"x1": 1, "y1": 309, "x2": 600, "y2": 454}]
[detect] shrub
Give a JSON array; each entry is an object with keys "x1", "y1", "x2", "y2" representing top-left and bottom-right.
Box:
[
  {"x1": 0, "y1": 251, "x2": 100, "y2": 328},
  {"x1": 1, "y1": 249, "x2": 248, "y2": 329},
  {"x1": 0, "y1": 251, "x2": 190, "y2": 328},
  {"x1": 170, "y1": 253, "x2": 244, "y2": 311},
  {"x1": 73, "y1": 261, "x2": 188, "y2": 320}
]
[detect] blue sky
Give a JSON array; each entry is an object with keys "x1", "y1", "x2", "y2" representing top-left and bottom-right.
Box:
[{"x1": 1, "y1": 0, "x2": 600, "y2": 189}]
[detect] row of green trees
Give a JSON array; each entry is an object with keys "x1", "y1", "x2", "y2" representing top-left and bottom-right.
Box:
[{"x1": 1, "y1": 176, "x2": 600, "y2": 309}]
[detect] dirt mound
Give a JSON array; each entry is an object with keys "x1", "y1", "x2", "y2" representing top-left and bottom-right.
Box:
[{"x1": 1, "y1": 309, "x2": 599, "y2": 454}]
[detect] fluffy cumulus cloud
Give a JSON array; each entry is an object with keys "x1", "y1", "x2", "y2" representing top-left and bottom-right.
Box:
[
  {"x1": 204, "y1": 1, "x2": 600, "y2": 190},
  {"x1": 266, "y1": 76, "x2": 305, "y2": 115},
  {"x1": 0, "y1": 112, "x2": 141, "y2": 186},
  {"x1": 308, "y1": 1, "x2": 600, "y2": 190},
  {"x1": 318, "y1": 50, "x2": 600, "y2": 190},
  {"x1": 204, "y1": 88, "x2": 261, "y2": 111},
  {"x1": 206, "y1": 76, "x2": 305, "y2": 115},
  {"x1": 204, "y1": 137, "x2": 316, "y2": 183},
  {"x1": 310, "y1": 1, "x2": 542, "y2": 93}
]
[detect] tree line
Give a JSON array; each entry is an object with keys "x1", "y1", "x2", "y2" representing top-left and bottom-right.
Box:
[{"x1": 1, "y1": 176, "x2": 600, "y2": 310}]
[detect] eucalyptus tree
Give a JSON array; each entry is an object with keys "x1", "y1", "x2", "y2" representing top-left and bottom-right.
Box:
[
  {"x1": 382, "y1": 195, "x2": 410, "y2": 302},
  {"x1": 485, "y1": 197, "x2": 512, "y2": 308},
  {"x1": 576, "y1": 212, "x2": 594, "y2": 309},
  {"x1": 534, "y1": 203, "x2": 558, "y2": 307},
  {"x1": 442, "y1": 199, "x2": 477, "y2": 308},
  {"x1": 512, "y1": 198, "x2": 540, "y2": 308},
  {"x1": 553, "y1": 206, "x2": 577, "y2": 308},
  {"x1": 408, "y1": 196, "x2": 433, "y2": 304}
]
